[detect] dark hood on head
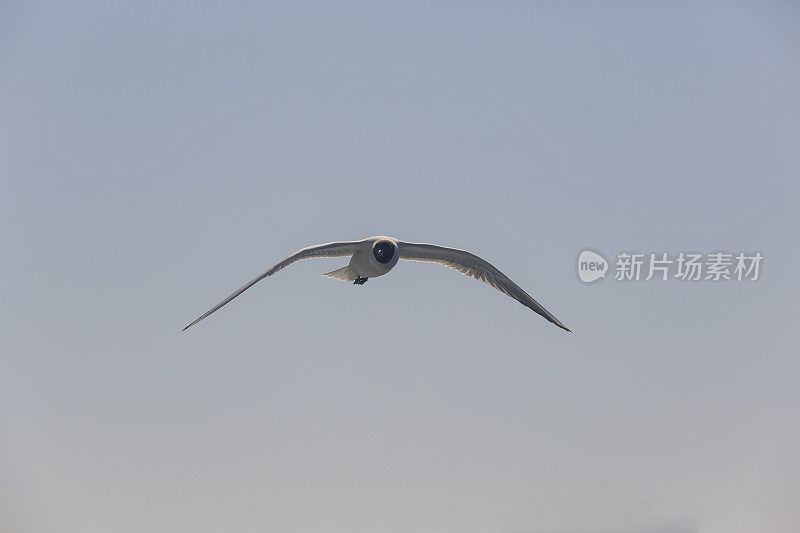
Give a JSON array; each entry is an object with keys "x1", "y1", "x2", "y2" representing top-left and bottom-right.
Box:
[{"x1": 373, "y1": 241, "x2": 395, "y2": 264}]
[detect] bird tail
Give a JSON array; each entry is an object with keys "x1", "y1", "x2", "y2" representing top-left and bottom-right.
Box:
[{"x1": 320, "y1": 265, "x2": 359, "y2": 282}]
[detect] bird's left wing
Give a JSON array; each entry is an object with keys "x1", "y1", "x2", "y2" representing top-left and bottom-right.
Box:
[
  {"x1": 183, "y1": 240, "x2": 359, "y2": 331},
  {"x1": 397, "y1": 241, "x2": 570, "y2": 331}
]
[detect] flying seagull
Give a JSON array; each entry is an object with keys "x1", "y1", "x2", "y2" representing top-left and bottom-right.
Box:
[{"x1": 183, "y1": 236, "x2": 570, "y2": 332}]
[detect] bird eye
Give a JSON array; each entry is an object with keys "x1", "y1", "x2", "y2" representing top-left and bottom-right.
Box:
[{"x1": 373, "y1": 241, "x2": 395, "y2": 264}]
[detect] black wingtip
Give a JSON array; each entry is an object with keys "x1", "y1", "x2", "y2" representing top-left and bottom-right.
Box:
[
  {"x1": 553, "y1": 320, "x2": 571, "y2": 332},
  {"x1": 182, "y1": 324, "x2": 191, "y2": 332}
]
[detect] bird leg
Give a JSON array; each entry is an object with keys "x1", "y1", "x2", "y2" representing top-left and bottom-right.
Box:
[{"x1": 353, "y1": 276, "x2": 368, "y2": 285}]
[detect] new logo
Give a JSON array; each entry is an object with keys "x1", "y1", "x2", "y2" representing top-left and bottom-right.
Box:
[{"x1": 577, "y1": 250, "x2": 608, "y2": 283}]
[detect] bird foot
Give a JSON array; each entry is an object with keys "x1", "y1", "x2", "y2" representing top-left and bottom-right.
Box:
[{"x1": 353, "y1": 276, "x2": 368, "y2": 285}]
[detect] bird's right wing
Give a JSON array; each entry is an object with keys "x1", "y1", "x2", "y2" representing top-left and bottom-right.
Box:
[
  {"x1": 183, "y1": 240, "x2": 359, "y2": 330},
  {"x1": 397, "y1": 241, "x2": 570, "y2": 331}
]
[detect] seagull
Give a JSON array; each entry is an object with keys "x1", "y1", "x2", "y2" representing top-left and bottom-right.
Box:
[{"x1": 183, "y1": 236, "x2": 570, "y2": 332}]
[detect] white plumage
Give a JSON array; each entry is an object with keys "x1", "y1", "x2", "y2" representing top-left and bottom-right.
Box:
[{"x1": 183, "y1": 236, "x2": 570, "y2": 332}]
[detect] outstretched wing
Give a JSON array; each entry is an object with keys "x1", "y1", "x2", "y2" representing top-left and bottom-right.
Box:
[
  {"x1": 183, "y1": 241, "x2": 359, "y2": 330},
  {"x1": 397, "y1": 241, "x2": 570, "y2": 331}
]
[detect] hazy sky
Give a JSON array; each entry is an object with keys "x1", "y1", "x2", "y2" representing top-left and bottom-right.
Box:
[{"x1": 2, "y1": 2, "x2": 799, "y2": 532}]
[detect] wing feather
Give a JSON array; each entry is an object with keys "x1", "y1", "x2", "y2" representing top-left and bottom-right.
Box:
[
  {"x1": 183, "y1": 241, "x2": 358, "y2": 330},
  {"x1": 397, "y1": 241, "x2": 570, "y2": 331}
]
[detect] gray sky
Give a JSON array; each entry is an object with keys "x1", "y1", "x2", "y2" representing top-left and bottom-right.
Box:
[{"x1": 2, "y1": 2, "x2": 799, "y2": 532}]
